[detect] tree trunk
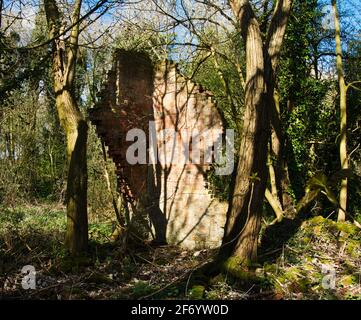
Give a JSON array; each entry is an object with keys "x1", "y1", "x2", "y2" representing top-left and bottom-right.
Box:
[
  {"x1": 220, "y1": 1, "x2": 268, "y2": 265},
  {"x1": 44, "y1": 0, "x2": 88, "y2": 255},
  {"x1": 265, "y1": 188, "x2": 283, "y2": 222},
  {"x1": 219, "y1": 0, "x2": 293, "y2": 267},
  {"x1": 57, "y1": 90, "x2": 88, "y2": 255},
  {"x1": 267, "y1": 1, "x2": 296, "y2": 220},
  {"x1": 332, "y1": 0, "x2": 348, "y2": 222},
  {"x1": 270, "y1": 100, "x2": 296, "y2": 219}
]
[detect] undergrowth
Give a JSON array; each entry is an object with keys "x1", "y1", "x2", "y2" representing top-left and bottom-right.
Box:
[{"x1": 1, "y1": 205, "x2": 360, "y2": 300}]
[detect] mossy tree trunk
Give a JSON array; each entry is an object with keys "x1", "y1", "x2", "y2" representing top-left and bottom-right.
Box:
[
  {"x1": 44, "y1": 0, "x2": 88, "y2": 255},
  {"x1": 332, "y1": 0, "x2": 348, "y2": 222},
  {"x1": 219, "y1": 0, "x2": 293, "y2": 267}
]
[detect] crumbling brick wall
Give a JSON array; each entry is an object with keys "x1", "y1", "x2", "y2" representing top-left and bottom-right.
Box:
[{"x1": 90, "y1": 50, "x2": 228, "y2": 249}]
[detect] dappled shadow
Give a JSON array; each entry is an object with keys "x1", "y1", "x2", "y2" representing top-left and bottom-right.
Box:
[
  {"x1": 89, "y1": 50, "x2": 228, "y2": 249},
  {"x1": 0, "y1": 219, "x2": 211, "y2": 300},
  {"x1": 258, "y1": 215, "x2": 306, "y2": 264}
]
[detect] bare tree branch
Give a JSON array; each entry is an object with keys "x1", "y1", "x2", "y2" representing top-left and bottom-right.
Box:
[{"x1": 4, "y1": 0, "x2": 111, "y2": 51}]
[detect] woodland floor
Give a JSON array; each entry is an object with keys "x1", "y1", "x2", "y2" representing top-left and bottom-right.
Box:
[{"x1": 1, "y1": 204, "x2": 361, "y2": 300}]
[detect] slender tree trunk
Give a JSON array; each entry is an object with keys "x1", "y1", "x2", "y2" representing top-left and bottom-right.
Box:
[
  {"x1": 265, "y1": 188, "x2": 283, "y2": 221},
  {"x1": 279, "y1": 160, "x2": 295, "y2": 216},
  {"x1": 44, "y1": 0, "x2": 88, "y2": 255},
  {"x1": 267, "y1": 85, "x2": 296, "y2": 219},
  {"x1": 332, "y1": 0, "x2": 348, "y2": 222}
]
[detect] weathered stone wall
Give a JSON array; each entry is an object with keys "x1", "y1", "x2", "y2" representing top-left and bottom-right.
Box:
[{"x1": 90, "y1": 50, "x2": 227, "y2": 249}]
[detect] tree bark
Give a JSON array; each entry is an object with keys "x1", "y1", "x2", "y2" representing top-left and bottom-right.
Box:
[
  {"x1": 44, "y1": 0, "x2": 88, "y2": 255},
  {"x1": 332, "y1": 0, "x2": 348, "y2": 222},
  {"x1": 220, "y1": 0, "x2": 267, "y2": 264},
  {"x1": 269, "y1": 96, "x2": 296, "y2": 218},
  {"x1": 219, "y1": 0, "x2": 293, "y2": 266}
]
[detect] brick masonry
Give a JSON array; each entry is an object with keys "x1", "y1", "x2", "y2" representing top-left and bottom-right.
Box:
[{"x1": 89, "y1": 50, "x2": 228, "y2": 249}]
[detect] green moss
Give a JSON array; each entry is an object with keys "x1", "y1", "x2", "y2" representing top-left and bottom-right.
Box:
[
  {"x1": 189, "y1": 285, "x2": 205, "y2": 299},
  {"x1": 219, "y1": 256, "x2": 263, "y2": 284},
  {"x1": 345, "y1": 241, "x2": 360, "y2": 258},
  {"x1": 222, "y1": 257, "x2": 251, "y2": 279},
  {"x1": 205, "y1": 291, "x2": 221, "y2": 300},
  {"x1": 260, "y1": 215, "x2": 361, "y2": 299},
  {"x1": 303, "y1": 262, "x2": 315, "y2": 272},
  {"x1": 283, "y1": 267, "x2": 302, "y2": 281},
  {"x1": 290, "y1": 277, "x2": 310, "y2": 293},
  {"x1": 309, "y1": 216, "x2": 325, "y2": 225},
  {"x1": 301, "y1": 237, "x2": 311, "y2": 245},
  {"x1": 313, "y1": 225, "x2": 322, "y2": 235},
  {"x1": 335, "y1": 222, "x2": 360, "y2": 237},
  {"x1": 259, "y1": 276, "x2": 274, "y2": 290},
  {"x1": 284, "y1": 268, "x2": 301, "y2": 282},
  {"x1": 263, "y1": 263, "x2": 278, "y2": 273},
  {"x1": 276, "y1": 267, "x2": 311, "y2": 294},
  {"x1": 340, "y1": 275, "x2": 358, "y2": 287}
]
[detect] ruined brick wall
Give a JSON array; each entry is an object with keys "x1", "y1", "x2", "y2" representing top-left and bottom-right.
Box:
[{"x1": 90, "y1": 50, "x2": 228, "y2": 249}]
